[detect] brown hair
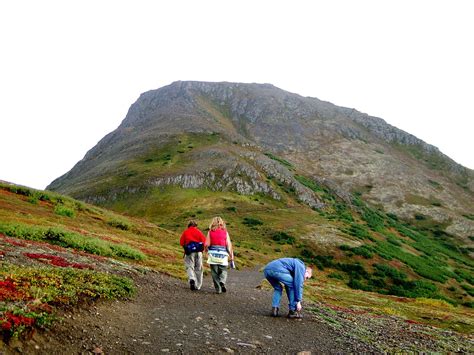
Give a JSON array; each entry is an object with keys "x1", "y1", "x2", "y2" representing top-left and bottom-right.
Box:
[{"x1": 188, "y1": 219, "x2": 198, "y2": 228}]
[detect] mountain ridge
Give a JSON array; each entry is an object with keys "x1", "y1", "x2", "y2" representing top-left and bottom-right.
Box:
[{"x1": 47, "y1": 81, "x2": 474, "y2": 243}]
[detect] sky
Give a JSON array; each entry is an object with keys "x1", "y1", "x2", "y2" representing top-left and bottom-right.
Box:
[{"x1": 1, "y1": 1, "x2": 473, "y2": 190}]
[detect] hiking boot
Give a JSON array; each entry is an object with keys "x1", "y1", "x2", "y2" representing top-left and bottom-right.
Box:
[
  {"x1": 190, "y1": 279, "x2": 196, "y2": 291},
  {"x1": 219, "y1": 282, "x2": 227, "y2": 293},
  {"x1": 287, "y1": 310, "x2": 303, "y2": 319},
  {"x1": 271, "y1": 307, "x2": 279, "y2": 317}
]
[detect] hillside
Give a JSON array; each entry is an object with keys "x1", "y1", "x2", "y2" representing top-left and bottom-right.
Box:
[
  {"x1": 48, "y1": 81, "x2": 474, "y2": 244},
  {"x1": 0, "y1": 182, "x2": 473, "y2": 353},
  {"x1": 43, "y1": 81, "x2": 474, "y2": 304}
]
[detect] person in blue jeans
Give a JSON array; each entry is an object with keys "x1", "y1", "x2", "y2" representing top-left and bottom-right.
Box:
[{"x1": 263, "y1": 258, "x2": 312, "y2": 319}]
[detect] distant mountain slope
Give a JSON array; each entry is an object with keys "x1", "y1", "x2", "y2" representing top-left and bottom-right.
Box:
[{"x1": 47, "y1": 81, "x2": 474, "y2": 243}]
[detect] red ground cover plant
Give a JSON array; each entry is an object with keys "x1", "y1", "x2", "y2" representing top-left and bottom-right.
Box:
[
  {"x1": 0, "y1": 312, "x2": 35, "y2": 332},
  {"x1": 405, "y1": 319, "x2": 422, "y2": 324},
  {"x1": 0, "y1": 234, "x2": 28, "y2": 247},
  {"x1": 0, "y1": 278, "x2": 27, "y2": 301},
  {"x1": 23, "y1": 253, "x2": 93, "y2": 270}
]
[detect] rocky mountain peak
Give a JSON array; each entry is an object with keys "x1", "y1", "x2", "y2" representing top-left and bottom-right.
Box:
[{"x1": 47, "y1": 81, "x2": 474, "y2": 242}]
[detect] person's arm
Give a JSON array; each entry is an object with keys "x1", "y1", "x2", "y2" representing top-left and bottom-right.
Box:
[
  {"x1": 205, "y1": 232, "x2": 211, "y2": 252},
  {"x1": 293, "y1": 260, "x2": 306, "y2": 304},
  {"x1": 198, "y1": 229, "x2": 207, "y2": 254},
  {"x1": 179, "y1": 231, "x2": 186, "y2": 247},
  {"x1": 198, "y1": 229, "x2": 207, "y2": 244},
  {"x1": 226, "y1": 232, "x2": 234, "y2": 260}
]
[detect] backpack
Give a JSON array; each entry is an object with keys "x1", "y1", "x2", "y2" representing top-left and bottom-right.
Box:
[{"x1": 184, "y1": 241, "x2": 204, "y2": 255}]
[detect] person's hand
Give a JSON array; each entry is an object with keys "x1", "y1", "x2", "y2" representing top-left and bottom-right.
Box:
[{"x1": 296, "y1": 301, "x2": 302, "y2": 312}]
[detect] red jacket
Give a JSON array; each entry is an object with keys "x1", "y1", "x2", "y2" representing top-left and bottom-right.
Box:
[{"x1": 180, "y1": 226, "x2": 206, "y2": 247}]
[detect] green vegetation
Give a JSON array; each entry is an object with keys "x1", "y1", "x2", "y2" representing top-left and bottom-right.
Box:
[
  {"x1": 54, "y1": 204, "x2": 75, "y2": 218},
  {"x1": 107, "y1": 217, "x2": 133, "y2": 231},
  {"x1": 272, "y1": 232, "x2": 295, "y2": 245},
  {"x1": 264, "y1": 152, "x2": 294, "y2": 169},
  {"x1": 0, "y1": 222, "x2": 145, "y2": 261},
  {"x1": 3, "y1": 151, "x2": 472, "y2": 338},
  {"x1": 242, "y1": 217, "x2": 263, "y2": 227},
  {"x1": 294, "y1": 175, "x2": 334, "y2": 203},
  {"x1": 0, "y1": 263, "x2": 134, "y2": 338},
  {"x1": 344, "y1": 223, "x2": 373, "y2": 240}
]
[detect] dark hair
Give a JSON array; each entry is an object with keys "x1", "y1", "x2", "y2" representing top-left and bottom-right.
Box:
[{"x1": 188, "y1": 220, "x2": 198, "y2": 228}]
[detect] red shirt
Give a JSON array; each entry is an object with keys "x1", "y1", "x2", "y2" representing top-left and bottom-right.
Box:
[
  {"x1": 180, "y1": 226, "x2": 206, "y2": 247},
  {"x1": 208, "y1": 228, "x2": 228, "y2": 247}
]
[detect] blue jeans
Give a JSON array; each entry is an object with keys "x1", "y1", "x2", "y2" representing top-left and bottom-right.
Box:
[{"x1": 264, "y1": 269, "x2": 297, "y2": 311}]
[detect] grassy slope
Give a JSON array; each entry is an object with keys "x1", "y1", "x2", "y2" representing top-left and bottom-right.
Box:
[
  {"x1": 1, "y1": 178, "x2": 473, "y2": 339},
  {"x1": 80, "y1": 137, "x2": 474, "y2": 333}
]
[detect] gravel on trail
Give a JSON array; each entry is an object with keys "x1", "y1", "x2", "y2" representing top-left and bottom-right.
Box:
[
  {"x1": 6, "y1": 267, "x2": 472, "y2": 354},
  {"x1": 10, "y1": 267, "x2": 376, "y2": 354}
]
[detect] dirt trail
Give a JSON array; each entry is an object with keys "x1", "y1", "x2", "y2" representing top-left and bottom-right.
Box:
[{"x1": 13, "y1": 267, "x2": 376, "y2": 354}]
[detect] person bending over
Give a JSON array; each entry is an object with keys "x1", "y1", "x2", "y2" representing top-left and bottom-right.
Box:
[{"x1": 263, "y1": 257, "x2": 312, "y2": 318}]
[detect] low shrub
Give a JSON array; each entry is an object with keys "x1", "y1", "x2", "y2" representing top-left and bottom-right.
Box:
[
  {"x1": 461, "y1": 284, "x2": 474, "y2": 297},
  {"x1": 264, "y1": 153, "x2": 294, "y2": 169},
  {"x1": 0, "y1": 223, "x2": 145, "y2": 261},
  {"x1": 272, "y1": 232, "x2": 295, "y2": 245},
  {"x1": 338, "y1": 244, "x2": 351, "y2": 251},
  {"x1": 351, "y1": 245, "x2": 374, "y2": 259},
  {"x1": 339, "y1": 244, "x2": 374, "y2": 258},
  {"x1": 454, "y1": 269, "x2": 474, "y2": 285},
  {"x1": 242, "y1": 217, "x2": 263, "y2": 227},
  {"x1": 328, "y1": 272, "x2": 344, "y2": 280},
  {"x1": 346, "y1": 223, "x2": 372, "y2": 240},
  {"x1": 0, "y1": 263, "x2": 134, "y2": 338},
  {"x1": 373, "y1": 263, "x2": 407, "y2": 281},
  {"x1": 107, "y1": 218, "x2": 132, "y2": 231},
  {"x1": 373, "y1": 240, "x2": 453, "y2": 283},
  {"x1": 54, "y1": 205, "x2": 75, "y2": 218},
  {"x1": 336, "y1": 262, "x2": 369, "y2": 280},
  {"x1": 388, "y1": 279, "x2": 438, "y2": 299}
]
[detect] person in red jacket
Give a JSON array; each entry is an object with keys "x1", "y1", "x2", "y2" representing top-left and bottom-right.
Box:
[{"x1": 180, "y1": 220, "x2": 207, "y2": 291}]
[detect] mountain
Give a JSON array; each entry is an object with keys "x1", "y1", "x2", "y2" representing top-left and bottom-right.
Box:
[
  {"x1": 48, "y1": 81, "x2": 474, "y2": 243},
  {"x1": 2, "y1": 82, "x2": 474, "y2": 347},
  {"x1": 45, "y1": 80, "x2": 474, "y2": 308}
]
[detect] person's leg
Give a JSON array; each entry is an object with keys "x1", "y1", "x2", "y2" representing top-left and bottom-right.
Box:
[
  {"x1": 210, "y1": 264, "x2": 221, "y2": 293},
  {"x1": 184, "y1": 254, "x2": 197, "y2": 290},
  {"x1": 194, "y1": 252, "x2": 203, "y2": 290},
  {"x1": 284, "y1": 284, "x2": 296, "y2": 311},
  {"x1": 264, "y1": 269, "x2": 284, "y2": 308},
  {"x1": 267, "y1": 270, "x2": 295, "y2": 310},
  {"x1": 219, "y1": 265, "x2": 227, "y2": 292}
]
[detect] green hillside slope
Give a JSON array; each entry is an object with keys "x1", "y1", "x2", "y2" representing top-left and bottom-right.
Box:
[{"x1": 1, "y1": 178, "x2": 473, "y2": 345}]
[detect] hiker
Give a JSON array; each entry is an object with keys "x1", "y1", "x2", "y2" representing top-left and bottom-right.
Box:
[
  {"x1": 206, "y1": 216, "x2": 234, "y2": 294},
  {"x1": 263, "y1": 257, "x2": 312, "y2": 318},
  {"x1": 180, "y1": 220, "x2": 206, "y2": 291}
]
